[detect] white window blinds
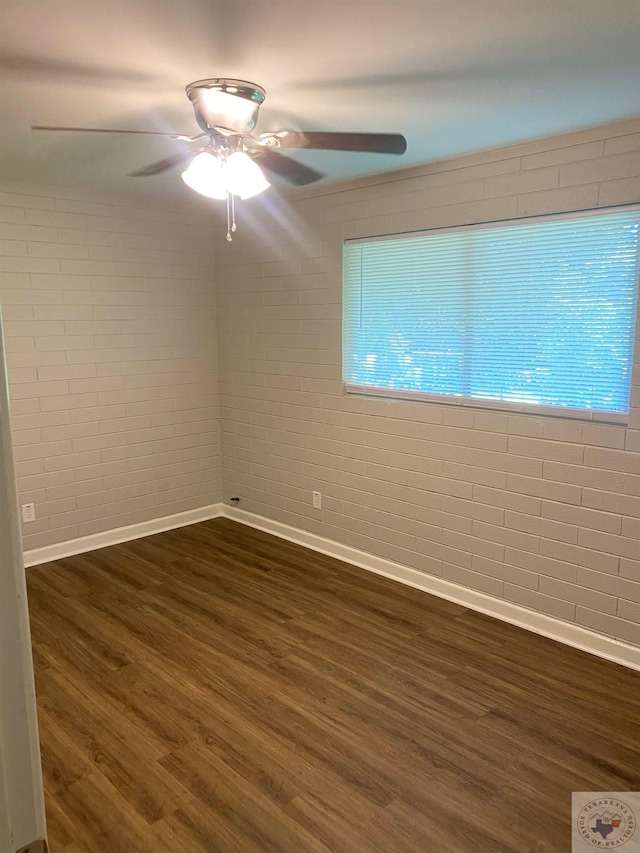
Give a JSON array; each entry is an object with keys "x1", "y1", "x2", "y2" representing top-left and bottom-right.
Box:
[{"x1": 343, "y1": 208, "x2": 640, "y2": 419}]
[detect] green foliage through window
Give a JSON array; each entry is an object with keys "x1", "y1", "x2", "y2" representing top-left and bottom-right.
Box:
[{"x1": 343, "y1": 208, "x2": 640, "y2": 416}]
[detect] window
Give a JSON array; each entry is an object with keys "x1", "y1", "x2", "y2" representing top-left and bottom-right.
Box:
[{"x1": 343, "y1": 207, "x2": 640, "y2": 422}]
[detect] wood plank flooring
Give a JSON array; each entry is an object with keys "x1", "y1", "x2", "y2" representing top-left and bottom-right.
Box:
[{"x1": 26, "y1": 517, "x2": 640, "y2": 853}]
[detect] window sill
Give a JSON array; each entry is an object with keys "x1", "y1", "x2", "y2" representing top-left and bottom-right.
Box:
[{"x1": 344, "y1": 383, "x2": 629, "y2": 425}]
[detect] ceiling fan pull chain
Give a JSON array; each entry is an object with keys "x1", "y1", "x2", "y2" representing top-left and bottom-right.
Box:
[
  {"x1": 226, "y1": 190, "x2": 233, "y2": 242},
  {"x1": 231, "y1": 191, "x2": 237, "y2": 233}
]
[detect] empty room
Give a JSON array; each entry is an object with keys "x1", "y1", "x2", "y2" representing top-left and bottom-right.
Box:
[{"x1": 1, "y1": 2, "x2": 640, "y2": 852}]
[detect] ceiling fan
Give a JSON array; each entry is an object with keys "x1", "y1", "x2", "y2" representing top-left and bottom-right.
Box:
[{"x1": 32, "y1": 78, "x2": 407, "y2": 240}]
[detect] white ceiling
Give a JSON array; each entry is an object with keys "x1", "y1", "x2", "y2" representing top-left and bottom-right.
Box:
[{"x1": 1, "y1": 0, "x2": 640, "y2": 204}]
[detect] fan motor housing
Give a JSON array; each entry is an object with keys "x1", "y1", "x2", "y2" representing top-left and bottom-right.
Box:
[{"x1": 186, "y1": 79, "x2": 266, "y2": 134}]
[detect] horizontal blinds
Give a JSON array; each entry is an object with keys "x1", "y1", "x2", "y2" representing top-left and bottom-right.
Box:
[{"x1": 343, "y1": 209, "x2": 640, "y2": 414}]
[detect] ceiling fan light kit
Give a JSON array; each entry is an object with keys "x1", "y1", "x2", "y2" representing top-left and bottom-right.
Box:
[
  {"x1": 181, "y1": 149, "x2": 271, "y2": 201},
  {"x1": 182, "y1": 148, "x2": 271, "y2": 239},
  {"x1": 32, "y1": 77, "x2": 407, "y2": 241}
]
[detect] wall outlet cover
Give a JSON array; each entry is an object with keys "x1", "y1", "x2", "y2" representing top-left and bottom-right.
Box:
[{"x1": 21, "y1": 503, "x2": 36, "y2": 523}]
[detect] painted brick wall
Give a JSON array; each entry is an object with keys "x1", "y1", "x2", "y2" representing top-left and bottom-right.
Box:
[
  {"x1": 0, "y1": 187, "x2": 220, "y2": 551},
  {"x1": 215, "y1": 117, "x2": 640, "y2": 648}
]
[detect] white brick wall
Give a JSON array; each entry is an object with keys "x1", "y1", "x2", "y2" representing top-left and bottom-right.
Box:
[
  {"x1": 2, "y1": 119, "x2": 639, "y2": 651},
  {"x1": 0, "y1": 188, "x2": 220, "y2": 550},
  {"x1": 216, "y1": 117, "x2": 640, "y2": 648}
]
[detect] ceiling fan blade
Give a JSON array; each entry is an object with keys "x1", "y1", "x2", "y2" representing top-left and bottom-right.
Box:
[
  {"x1": 129, "y1": 149, "x2": 202, "y2": 178},
  {"x1": 32, "y1": 125, "x2": 198, "y2": 140},
  {"x1": 261, "y1": 131, "x2": 407, "y2": 155},
  {"x1": 254, "y1": 148, "x2": 325, "y2": 186}
]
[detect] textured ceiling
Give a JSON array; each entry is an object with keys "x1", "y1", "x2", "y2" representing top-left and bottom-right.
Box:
[{"x1": 1, "y1": 0, "x2": 640, "y2": 204}]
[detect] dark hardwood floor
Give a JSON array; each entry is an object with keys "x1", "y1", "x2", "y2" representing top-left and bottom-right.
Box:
[{"x1": 26, "y1": 517, "x2": 640, "y2": 853}]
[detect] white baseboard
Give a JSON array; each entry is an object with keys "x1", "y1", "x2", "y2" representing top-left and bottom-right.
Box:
[
  {"x1": 23, "y1": 503, "x2": 223, "y2": 568},
  {"x1": 224, "y1": 506, "x2": 640, "y2": 673},
  {"x1": 23, "y1": 500, "x2": 640, "y2": 672}
]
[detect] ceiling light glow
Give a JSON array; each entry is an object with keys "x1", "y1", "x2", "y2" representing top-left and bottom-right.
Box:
[
  {"x1": 225, "y1": 151, "x2": 271, "y2": 199},
  {"x1": 181, "y1": 150, "x2": 270, "y2": 202},
  {"x1": 199, "y1": 89, "x2": 259, "y2": 132},
  {"x1": 181, "y1": 152, "x2": 227, "y2": 199}
]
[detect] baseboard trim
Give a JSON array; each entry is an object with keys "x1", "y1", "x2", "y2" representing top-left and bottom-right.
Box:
[
  {"x1": 23, "y1": 501, "x2": 640, "y2": 672},
  {"x1": 223, "y1": 506, "x2": 640, "y2": 673},
  {"x1": 23, "y1": 503, "x2": 224, "y2": 568}
]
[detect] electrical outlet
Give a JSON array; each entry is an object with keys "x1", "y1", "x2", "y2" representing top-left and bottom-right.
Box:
[
  {"x1": 21, "y1": 503, "x2": 36, "y2": 523},
  {"x1": 312, "y1": 491, "x2": 322, "y2": 510}
]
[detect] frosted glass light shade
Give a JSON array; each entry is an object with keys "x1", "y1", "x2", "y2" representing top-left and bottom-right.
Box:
[
  {"x1": 225, "y1": 151, "x2": 271, "y2": 199},
  {"x1": 182, "y1": 150, "x2": 270, "y2": 201},
  {"x1": 181, "y1": 152, "x2": 227, "y2": 200}
]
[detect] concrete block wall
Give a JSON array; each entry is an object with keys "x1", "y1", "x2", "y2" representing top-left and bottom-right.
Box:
[
  {"x1": 0, "y1": 187, "x2": 220, "y2": 551},
  {"x1": 215, "y1": 117, "x2": 640, "y2": 647}
]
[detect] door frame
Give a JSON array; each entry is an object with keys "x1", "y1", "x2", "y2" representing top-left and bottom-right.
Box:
[{"x1": 0, "y1": 308, "x2": 47, "y2": 852}]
